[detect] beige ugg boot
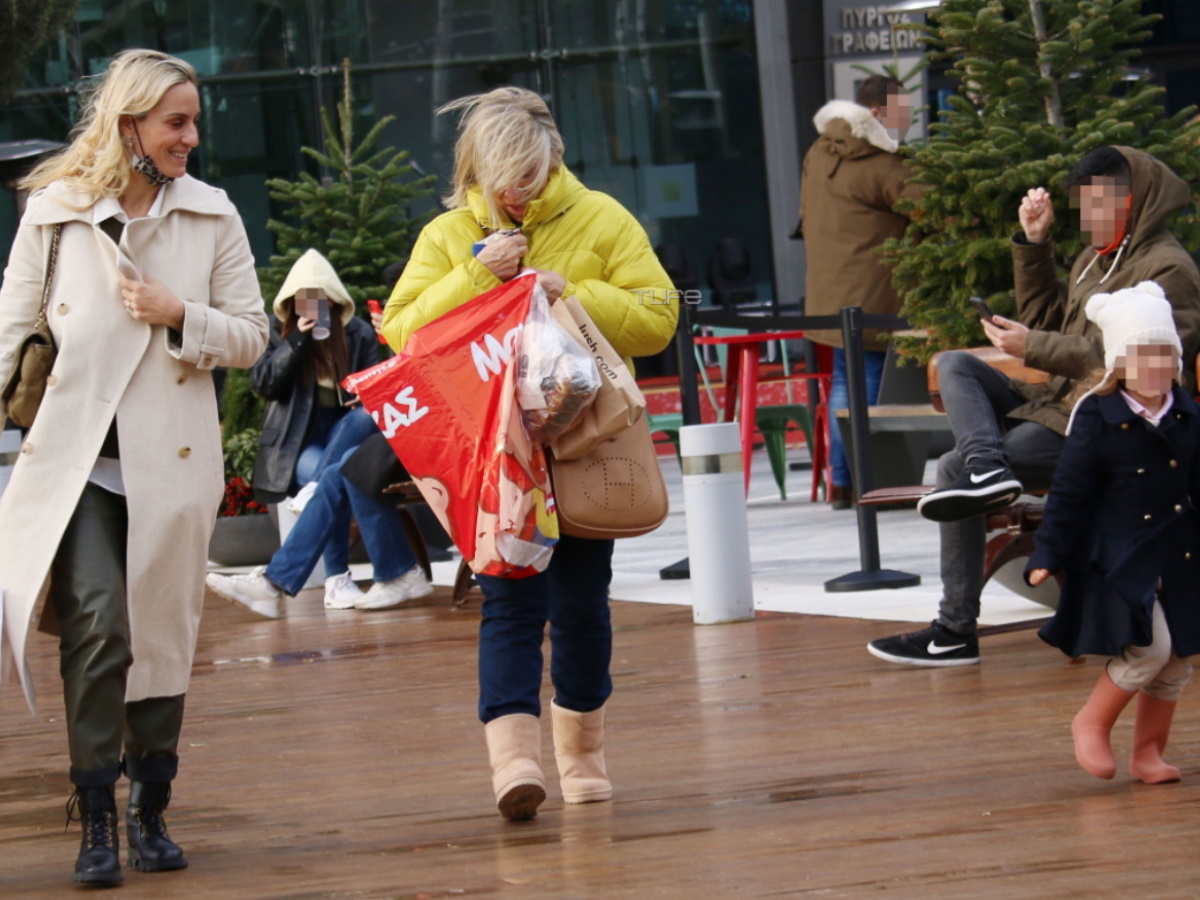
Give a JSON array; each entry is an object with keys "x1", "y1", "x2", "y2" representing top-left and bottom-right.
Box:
[
  {"x1": 1073, "y1": 668, "x2": 1135, "y2": 779},
  {"x1": 552, "y1": 700, "x2": 612, "y2": 804},
  {"x1": 1129, "y1": 693, "x2": 1182, "y2": 784},
  {"x1": 484, "y1": 714, "x2": 546, "y2": 821}
]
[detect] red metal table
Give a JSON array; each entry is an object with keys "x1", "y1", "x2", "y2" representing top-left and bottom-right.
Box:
[{"x1": 692, "y1": 329, "x2": 819, "y2": 493}]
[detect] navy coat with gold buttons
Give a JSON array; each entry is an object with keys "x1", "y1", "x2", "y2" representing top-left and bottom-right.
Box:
[{"x1": 1029, "y1": 385, "x2": 1200, "y2": 659}]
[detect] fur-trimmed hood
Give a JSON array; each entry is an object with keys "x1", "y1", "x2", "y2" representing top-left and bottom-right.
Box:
[{"x1": 813, "y1": 100, "x2": 898, "y2": 158}]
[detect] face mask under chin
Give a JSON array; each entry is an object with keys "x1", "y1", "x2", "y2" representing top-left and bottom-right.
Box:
[{"x1": 132, "y1": 153, "x2": 173, "y2": 187}]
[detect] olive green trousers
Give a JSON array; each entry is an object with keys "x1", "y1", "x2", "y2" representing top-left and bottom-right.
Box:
[{"x1": 50, "y1": 482, "x2": 184, "y2": 787}]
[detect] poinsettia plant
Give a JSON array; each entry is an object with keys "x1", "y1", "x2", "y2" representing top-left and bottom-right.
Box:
[{"x1": 220, "y1": 428, "x2": 268, "y2": 517}]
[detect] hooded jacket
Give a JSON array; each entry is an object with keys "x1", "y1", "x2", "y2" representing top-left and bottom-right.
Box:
[
  {"x1": 382, "y1": 166, "x2": 677, "y2": 360},
  {"x1": 1008, "y1": 147, "x2": 1200, "y2": 435},
  {"x1": 251, "y1": 249, "x2": 379, "y2": 503},
  {"x1": 799, "y1": 100, "x2": 922, "y2": 350}
]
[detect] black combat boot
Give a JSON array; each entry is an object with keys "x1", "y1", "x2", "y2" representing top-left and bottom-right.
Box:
[
  {"x1": 126, "y1": 780, "x2": 188, "y2": 872},
  {"x1": 67, "y1": 784, "x2": 124, "y2": 886}
]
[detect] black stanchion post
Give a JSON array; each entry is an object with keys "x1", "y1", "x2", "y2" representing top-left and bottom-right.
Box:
[
  {"x1": 676, "y1": 300, "x2": 702, "y2": 426},
  {"x1": 660, "y1": 298, "x2": 698, "y2": 580},
  {"x1": 824, "y1": 306, "x2": 920, "y2": 592}
]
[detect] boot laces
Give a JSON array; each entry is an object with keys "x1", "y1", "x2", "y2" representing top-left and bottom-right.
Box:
[
  {"x1": 132, "y1": 784, "x2": 173, "y2": 840},
  {"x1": 65, "y1": 789, "x2": 117, "y2": 848}
]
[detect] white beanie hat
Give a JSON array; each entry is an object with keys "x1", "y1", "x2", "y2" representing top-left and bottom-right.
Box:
[
  {"x1": 1066, "y1": 280, "x2": 1182, "y2": 434},
  {"x1": 1085, "y1": 280, "x2": 1182, "y2": 375},
  {"x1": 273, "y1": 248, "x2": 356, "y2": 324}
]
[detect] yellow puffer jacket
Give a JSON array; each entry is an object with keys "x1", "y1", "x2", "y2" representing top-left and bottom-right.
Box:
[{"x1": 383, "y1": 166, "x2": 678, "y2": 359}]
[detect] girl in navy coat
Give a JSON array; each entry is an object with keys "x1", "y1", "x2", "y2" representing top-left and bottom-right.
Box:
[{"x1": 1028, "y1": 281, "x2": 1200, "y2": 784}]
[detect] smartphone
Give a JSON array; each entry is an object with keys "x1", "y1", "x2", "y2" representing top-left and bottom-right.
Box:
[{"x1": 968, "y1": 296, "x2": 994, "y2": 323}]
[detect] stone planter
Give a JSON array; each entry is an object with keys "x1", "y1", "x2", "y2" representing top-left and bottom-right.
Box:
[{"x1": 208, "y1": 510, "x2": 281, "y2": 567}]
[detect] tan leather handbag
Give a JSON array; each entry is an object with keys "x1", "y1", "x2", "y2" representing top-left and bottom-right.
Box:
[
  {"x1": 550, "y1": 416, "x2": 669, "y2": 540},
  {"x1": 1, "y1": 223, "x2": 62, "y2": 428}
]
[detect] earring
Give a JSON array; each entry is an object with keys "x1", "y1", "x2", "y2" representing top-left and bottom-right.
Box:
[{"x1": 121, "y1": 135, "x2": 133, "y2": 148}]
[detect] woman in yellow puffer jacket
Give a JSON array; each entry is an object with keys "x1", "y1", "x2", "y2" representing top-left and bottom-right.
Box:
[{"x1": 384, "y1": 86, "x2": 677, "y2": 822}]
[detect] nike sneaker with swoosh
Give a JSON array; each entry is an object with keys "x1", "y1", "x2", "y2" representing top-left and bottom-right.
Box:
[
  {"x1": 916, "y1": 464, "x2": 1023, "y2": 523},
  {"x1": 867, "y1": 621, "x2": 980, "y2": 667}
]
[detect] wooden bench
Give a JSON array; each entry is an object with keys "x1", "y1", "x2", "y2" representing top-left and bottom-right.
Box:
[{"x1": 833, "y1": 404, "x2": 948, "y2": 489}]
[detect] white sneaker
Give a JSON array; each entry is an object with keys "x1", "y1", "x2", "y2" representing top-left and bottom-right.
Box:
[
  {"x1": 324, "y1": 570, "x2": 364, "y2": 609},
  {"x1": 287, "y1": 481, "x2": 318, "y2": 515},
  {"x1": 354, "y1": 566, "x2": 434, "y2": 611},
  {"x1": 205, "y1": 567, "x2": 283, "y2": 619}
]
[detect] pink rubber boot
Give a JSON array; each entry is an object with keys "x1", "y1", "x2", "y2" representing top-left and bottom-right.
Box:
[
  {"x1": 1072, "y1": 668, "x2": 1135, "y2": 779},
  {"x1": 1129, "y1": 693, "x2": 1182, "y2": 784}
]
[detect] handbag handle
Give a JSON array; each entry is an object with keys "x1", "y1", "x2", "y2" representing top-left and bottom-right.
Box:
[{"x1": 33, "y1": 223, "x2": 62, "y2": 332}]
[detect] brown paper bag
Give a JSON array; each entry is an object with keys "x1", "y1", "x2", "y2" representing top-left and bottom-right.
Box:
[{"x1": 549, "y1": 296, "x2": 645, "y2": 460}]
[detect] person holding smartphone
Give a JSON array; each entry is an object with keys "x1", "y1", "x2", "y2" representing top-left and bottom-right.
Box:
[{"x1": 868, "y1": 146, "x2": 1200, "y2": 668}]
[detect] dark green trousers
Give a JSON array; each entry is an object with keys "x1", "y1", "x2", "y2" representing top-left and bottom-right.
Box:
[{"x1": 51, "y1": 482, "x2": 184, "y2": 787}]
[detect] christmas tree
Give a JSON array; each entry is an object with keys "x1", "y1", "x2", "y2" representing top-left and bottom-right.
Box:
[
  {"x1": 222, "y1": 59, "x2": 435, "y2": 440},
  {"x1": 259, "y1": 58, "x2": 436, "y2": 312},
  {"x1": 883, "y1": 0, "x2": 1200, "y2": 361}
]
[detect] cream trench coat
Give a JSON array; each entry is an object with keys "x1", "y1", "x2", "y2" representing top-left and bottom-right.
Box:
[{"x1": 0, "y1": 175, "x2": 269, "y2": 711}]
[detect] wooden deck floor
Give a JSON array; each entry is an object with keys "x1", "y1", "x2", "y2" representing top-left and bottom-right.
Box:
[{"x1": 2, "y1": 586, "x2": 1198, "y2": 898}]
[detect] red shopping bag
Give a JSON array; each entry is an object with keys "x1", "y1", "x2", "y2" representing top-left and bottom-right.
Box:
[{"x1": 343, "y1": 277, "x2": 558, "y2": 577}]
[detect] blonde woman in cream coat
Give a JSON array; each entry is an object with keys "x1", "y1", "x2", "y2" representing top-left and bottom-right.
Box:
[{"x1": 0, "y1": 50, "x2": 267, "y2": 886}]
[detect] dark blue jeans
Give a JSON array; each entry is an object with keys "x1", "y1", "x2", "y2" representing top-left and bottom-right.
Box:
[
  {"x1": 301, "y1": 406, "x2": 377, "y2": 485},
  {"x1": 266, "y1": 447, "x2": 415, "y2": 595},
  {"x1": 829, "y1": 347, "x2": 886, "y2": 487},
  {"x1": 475, "y1": 535, "x2": 615, "y2": 723}
]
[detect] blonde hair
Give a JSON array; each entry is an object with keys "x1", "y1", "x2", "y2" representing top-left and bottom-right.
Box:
[
  {"x1": 439, "y1": 86, "x2": 564, "y2": 229},
  {"x1": 21, "y1": 49, "x2": 197, "y2": 199}
]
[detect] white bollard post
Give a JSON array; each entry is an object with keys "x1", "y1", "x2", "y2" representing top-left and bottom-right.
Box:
[{"x1": 680, "y1": 422, "x2": 754, "y2": 624}]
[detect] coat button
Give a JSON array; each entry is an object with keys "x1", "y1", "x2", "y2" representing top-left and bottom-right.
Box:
[
  {"x1": 1187, "y1": 553, "x2": 1193, "y2": 561},
  {"x1": 178, "y1": 447, "x2": 191, "y2": 459},
  {"x1": 176, "y1": 372, "x2": 188, "y2": 384},
  {"x1": 46, "y1": 374, "x2": 57, "y2": 387},
  {"x1": 20, "y1": 441, "x2": 32, "y2": 454},
  {"x1": 1171, "y1": 460, "x2": 1179, "y2": 468},
  {"x1": 56, "y1": 303, "x2": 69, "y2": 315},
  {"x1": 1121, "y1": 422, "x2": 1130, "y2": 430},
  {"x1": 1144, "y1": 514, "x2": 1152, "y2": 521},
  {"x1": 1137, "y1": 468, "x2": 1146, "y2": 475},
  {"x1": 1176, "y1": 504, "x2": 1184, "y2": 513}
]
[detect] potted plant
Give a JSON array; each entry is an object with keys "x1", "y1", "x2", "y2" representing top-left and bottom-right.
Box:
[{"x1": 208, "y1": 427, "x2": 281, "y2": 567}]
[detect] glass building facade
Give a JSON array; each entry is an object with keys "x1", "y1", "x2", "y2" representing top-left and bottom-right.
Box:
[
  {"x1": 2, "y1": 0, "x2": 1199, "y2": 312},
  {"x1": 0, "y1": 0, "x2": 775, "y2": 312}
]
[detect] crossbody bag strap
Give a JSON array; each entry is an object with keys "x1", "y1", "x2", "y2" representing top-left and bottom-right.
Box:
[{"x1": 33, "y1": 223, "x2": 62, "y2": 331}]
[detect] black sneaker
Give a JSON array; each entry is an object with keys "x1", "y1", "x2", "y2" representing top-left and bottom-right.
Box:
[
  {"x1": 867, "y1": 621, "x2": 980, "y2": 667},
  {"x1": 916, "y1": 464, "x2": 1022, "y2": 523}
]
